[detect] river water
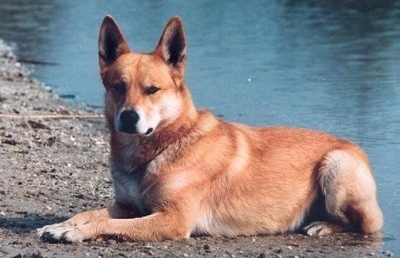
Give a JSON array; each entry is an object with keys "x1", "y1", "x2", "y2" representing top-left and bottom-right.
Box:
[{"x1": 1, "y1": 0, "x2": 399, "y2": 253}]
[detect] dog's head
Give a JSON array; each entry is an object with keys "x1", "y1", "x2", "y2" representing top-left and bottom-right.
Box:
[{"x1": 98, "y1": 16, "x2": 192, "y2": 137}]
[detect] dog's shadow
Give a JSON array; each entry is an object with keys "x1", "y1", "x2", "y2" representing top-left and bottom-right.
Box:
[{"x1": 0, "y1": 213, "x2": 68, "y2": 233}]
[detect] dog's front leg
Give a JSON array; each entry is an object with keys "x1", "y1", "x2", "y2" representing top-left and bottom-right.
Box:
[
  {"x1": 98, "y1": 211, "x2": 192, "y2": 242},
  {"x1": 37, "y1": 202, "x2": 142, "y2": 242},
  {"x1": 38, "y1": 204, "x2": 191, "y2": 242}
]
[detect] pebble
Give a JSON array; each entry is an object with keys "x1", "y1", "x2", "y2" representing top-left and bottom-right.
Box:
[
  {"x1": 383, "y1": 250, "x2": 394, "y2": 257},
  {"x1": 203, "y1": 244, "x2": 212, "y2": 253}
]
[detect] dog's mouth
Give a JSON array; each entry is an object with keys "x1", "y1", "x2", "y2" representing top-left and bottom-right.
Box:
[
  {"x1": 144, "y1": 128, "x2": 154, "y2": 135},
  {"x1": 118, "y1": 125, "x2": 154, "y2": 136}
]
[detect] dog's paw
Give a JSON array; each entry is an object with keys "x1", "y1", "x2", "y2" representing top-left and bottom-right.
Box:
[
  {"x1": 303, "y1": 221, "x2": 344, "y2": 236},
  {"x1": 37, "y1": 223, "x2": 87, "y2": 243}
]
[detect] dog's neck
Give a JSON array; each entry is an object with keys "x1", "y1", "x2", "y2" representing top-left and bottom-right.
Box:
[{"x1": 109, "y1": 105, "x2": 199, "y2": 172}]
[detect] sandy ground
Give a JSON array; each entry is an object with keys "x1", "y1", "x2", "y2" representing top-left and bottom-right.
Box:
[{"x1": 0, "y1": 41, "x2": 395, "y2": 257}]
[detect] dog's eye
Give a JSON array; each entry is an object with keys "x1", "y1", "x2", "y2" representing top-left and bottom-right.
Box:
[
  {"x1": 145, "y1": 85, "x2": 160, "y2": 95},
  {"x1": 112, "y1": 83, "x2": 126, "y2": 95}
]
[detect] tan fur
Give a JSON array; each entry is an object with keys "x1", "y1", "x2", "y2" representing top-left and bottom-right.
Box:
[{"x1": 37, "y1": 15, "x2": 383, "y2": 242}]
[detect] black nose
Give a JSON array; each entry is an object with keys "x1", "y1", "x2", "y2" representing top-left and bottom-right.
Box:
[{"x1": 119, "y1": 109, "x2": 139, "y2": 134}]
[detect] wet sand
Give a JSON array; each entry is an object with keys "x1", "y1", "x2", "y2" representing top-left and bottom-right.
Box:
[{"x1": 0, "y1": 41, "x2": 393, "y2": 257}]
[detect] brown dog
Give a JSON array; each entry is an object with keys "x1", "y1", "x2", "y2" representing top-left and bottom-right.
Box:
[{"x1": 37, "y1": 15, "x2": 383, "y2": 242}]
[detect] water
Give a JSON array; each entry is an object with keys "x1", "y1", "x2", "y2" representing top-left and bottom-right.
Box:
[{"x1": 1, "y1": 0, "x2": 399, "y2": 253}]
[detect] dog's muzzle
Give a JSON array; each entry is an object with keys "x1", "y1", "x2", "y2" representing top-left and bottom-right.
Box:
[{"x1": 117, "y1": 109, "x2": 153, "y2": 136}]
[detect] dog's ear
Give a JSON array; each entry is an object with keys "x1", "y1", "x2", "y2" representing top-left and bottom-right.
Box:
[
  {"x1": 155, "y1": 16, "x2": 186, "y2": 70},
  {"x1": 98, "y1": 15, "x2": 130, "y2": 67}
]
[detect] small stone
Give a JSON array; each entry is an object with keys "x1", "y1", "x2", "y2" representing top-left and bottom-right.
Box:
[
  {"x1": 383, "y1": 250, "x2": 394, "y2": 257},
  {"x1": 203, "y1": 244, "x2": 212, "y2": 253}
]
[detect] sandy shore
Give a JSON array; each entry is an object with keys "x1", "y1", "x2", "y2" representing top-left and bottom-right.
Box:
[{"x1": 0, "y1": 40, "x2": 394, "y2": 257}]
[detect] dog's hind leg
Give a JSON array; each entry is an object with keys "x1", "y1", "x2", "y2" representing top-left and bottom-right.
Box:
[{"x1": 304, "y1": 149, "x2": 383, "y2": 236}]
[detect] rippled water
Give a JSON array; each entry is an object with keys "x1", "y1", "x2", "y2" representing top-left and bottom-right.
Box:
[{"x1": 1, "y1": 0, "x2": 399, "y2": 253}]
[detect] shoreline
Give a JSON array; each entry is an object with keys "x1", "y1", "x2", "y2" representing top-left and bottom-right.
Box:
[{"x1": 0, "y1": 40, "x2": 394, "y2": 257}]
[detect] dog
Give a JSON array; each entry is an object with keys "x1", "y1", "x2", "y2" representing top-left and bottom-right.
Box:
[{"x1": 37, "y1": 15, "x2": 383, "y2": 242}]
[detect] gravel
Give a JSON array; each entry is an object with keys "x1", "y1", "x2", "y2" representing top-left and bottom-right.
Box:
[{"x1": 0, "y1": 40, "x2": 394, "y2": 257}]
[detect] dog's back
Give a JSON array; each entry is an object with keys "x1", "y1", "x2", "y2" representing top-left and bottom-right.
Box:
[{"x1": 162, "y1": 118, "x2": 383, "y2": 236}]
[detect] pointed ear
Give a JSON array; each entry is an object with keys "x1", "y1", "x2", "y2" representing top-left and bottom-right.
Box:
[
  {"x1": 155, "y1": 16, "x2": 187, "y2": 69},
  {"x1": 98, "y1": 15, "x2": 130, "y2": 67}
]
